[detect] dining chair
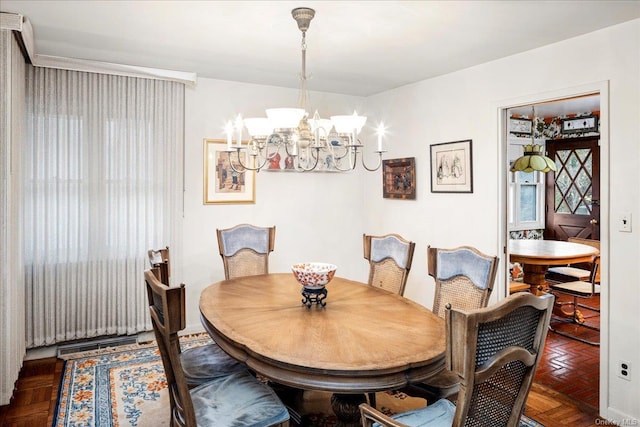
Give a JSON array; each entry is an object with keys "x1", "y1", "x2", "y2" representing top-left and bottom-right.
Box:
[
  {"x1": 148, "y1": 246, "x2": 171, "y2": 285},
  {"x1": 144, "y1": 267, "x2": 246, "y2": 387},
  {"x1": 363, "y1": 233, "x2": 416, "y2": 295},
  {"x1": 546, "y1": 237, "x2": 600, "y2": 284},
  {"x1": 408, "y1": 245, "x2": 499, "y2": 403},
  {"x1": 216, "y1": 224, "x2": 276, "y2": 280},
  {"x1": 144, "y1": 270, "x2": 290, "y2": 427},
  {"x1": 548, "y1": 255, "x2": 600, "y2": 346},
  {"x1": 360, "y1": 292, "x2": 555, "y2": 427}
]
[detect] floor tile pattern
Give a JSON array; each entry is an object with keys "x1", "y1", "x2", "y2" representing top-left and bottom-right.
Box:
[{"x1": 534, "y1": 294, "x2": 600, "y2": 409}]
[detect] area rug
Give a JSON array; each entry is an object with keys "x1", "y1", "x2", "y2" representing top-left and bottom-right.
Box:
[{"x1": 53, "y1": 335, "x2": 544, "y2": 426}]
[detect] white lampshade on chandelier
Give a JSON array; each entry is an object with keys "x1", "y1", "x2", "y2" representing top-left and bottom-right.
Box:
[{"x1": 224, "y1": 7, "x2": 387, "y2": 172}]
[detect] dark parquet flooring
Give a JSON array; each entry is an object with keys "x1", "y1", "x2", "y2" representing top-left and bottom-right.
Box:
[{"x1": 0, "y1": 293, "x2": 603, "y2": 426}]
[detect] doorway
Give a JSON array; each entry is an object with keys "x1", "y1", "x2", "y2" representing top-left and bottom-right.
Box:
[{"x1": 499, "y1": 83, "x2": 609, "y2": 414}]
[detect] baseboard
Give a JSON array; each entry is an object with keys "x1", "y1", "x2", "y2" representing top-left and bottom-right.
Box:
[{"x1": 25, "y1": 331, "x2": 152, "y2": 360}]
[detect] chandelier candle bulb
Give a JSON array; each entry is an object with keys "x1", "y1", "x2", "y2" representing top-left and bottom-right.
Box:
[
  {"x1": 235, "y1": 114, "x2": 243, "y2": 147},
  {"x1": 225, "y1": 121, "x2": 233, "y2": 150},
  {"x1": 377, "y1": 123, "x2": 385, "y2": 151}
]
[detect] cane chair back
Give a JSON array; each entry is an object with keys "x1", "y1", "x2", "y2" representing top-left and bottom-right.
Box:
[
  {"x1": 360, "y1": 292, "x2": 555, "y2": 427},
  {"x1": 217, "y1": 224, "x2": 276, "y2": 280},
  {"x1": 148, "y1": 246, "x2": 170, "y2": 285},
  {"x1": 144, "y1": 270, "x2": 289, "y2": 427},
  {"x1": 408, "y1": 246, "x2": 499, "y2": 403},
  {"x1": 363, "y1": 233, "x2": 416, "y2": 295},
  {"x1": 429, "y1": 246, "x2": 499, "y2": 318}
]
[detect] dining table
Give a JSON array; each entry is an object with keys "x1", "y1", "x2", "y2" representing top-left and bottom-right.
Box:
[
  {"x1": 509, "y1": 239, "x2": 599, "y2": 294},
  {"x1": 199, "y1": 273, "x2": 446, "y2": 427}
]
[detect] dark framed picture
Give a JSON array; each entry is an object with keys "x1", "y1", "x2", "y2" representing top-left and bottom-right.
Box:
[
  {"x1": 382, "y1": 157, "x2": 416, "y2": 200},
  {"x1": 509, "y1": 117, "x2": 533, "y2": 135},
  {"x1": 560, "y1": 115, "x2": 598, "y2": 134},
  {"x1": 430, "y1": 139, "x2": 473, "y2": 193}
]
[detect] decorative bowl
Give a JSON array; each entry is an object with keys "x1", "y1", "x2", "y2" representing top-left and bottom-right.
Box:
[{"x1": 291, "y1": 262, "x2": 337, "y2": 289}]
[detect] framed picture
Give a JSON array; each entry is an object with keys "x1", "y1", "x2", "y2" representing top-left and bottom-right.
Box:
[
  {"x1": 560, "y1": 115, "x2": 598, "y2": 134},
  {"x1": 509, "y1": 117, "x2": 532, "y2": 135},
  {"x1": 430, "y1": 139, "x2": 473, "y2": 193},
  {"x1": 203, "y1": 139, "x2": 255, "y2": 204},
  {"x1": 383, "y1": 157, "x2": 416, "y2": 200}
]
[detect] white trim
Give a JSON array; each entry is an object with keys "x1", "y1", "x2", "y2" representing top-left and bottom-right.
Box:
[
  {"x1": 495, "y1": 80, "x2": 610, "y2": 418},
  {"x1": 32, "y1": 55, "x2": 197, "y2": 85},
  {"x1": 0, "y1": 12, "x2": 197, "y2": 85}
]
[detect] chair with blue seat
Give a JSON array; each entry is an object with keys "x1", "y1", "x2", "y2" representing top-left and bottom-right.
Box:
[
  {"x1": 407, "y1": 245, "x2": 499, "y2": 403},
  {"x1": 360, "y1": 292, "x2": 555, "y2": 427},
  {"x1": 146, "y1": 249, "x2": 245, "y2": 387},
  {"x1": 217, "y1": 224, "x2": 276, "y2": 280},
  {"x1": 144, "y1": 269, "x2": 290, "y2": 427},
  {"x1": 363, "y1": 233, "x2": 416, "y2": 295}
]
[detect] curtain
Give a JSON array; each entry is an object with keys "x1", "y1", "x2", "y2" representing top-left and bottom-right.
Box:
[
  {"x1": 24, "y1": 67, "x2": 184, "y2": 348},
  {"x1": 0, "y1": 28, "x2": 26, "y2": 405}
]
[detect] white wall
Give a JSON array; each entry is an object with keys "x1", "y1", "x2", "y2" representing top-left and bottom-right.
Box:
[
  {"x1": 182, "y1": 78, "x2": 370, "y2": 329},
  {"x1": 180, "y1": 19, "x2": 638, "y2": 423},
  {"x1": 363, "y1": 19, "x2": 640, "y2": 423}
]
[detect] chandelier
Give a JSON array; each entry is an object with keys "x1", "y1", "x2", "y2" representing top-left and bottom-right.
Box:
[
  {"x1": 510, "y1": 106, "x2": 557, "y2": 173},
  {"x1": 224, "y1": 7, "x2": 386, "y2": 172}
]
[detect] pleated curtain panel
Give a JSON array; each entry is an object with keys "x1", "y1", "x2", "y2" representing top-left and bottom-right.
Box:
[
  {"x1": 24, "y1": 67, "x2": 184, "y2": 348},
  {"x1": 1, "y1": 28, "x2": 27, "y2": 405}
]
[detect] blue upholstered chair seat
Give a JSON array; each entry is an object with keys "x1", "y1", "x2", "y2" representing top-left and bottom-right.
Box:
[
  {"x1": 181, "y1": 343, "x2": 246, "y2": 385},
  {"x1": 191, "y1": 370, "x2": 290, "y2": 427},
  {"x1": 372, "y1": 399, "x2": 456, "y2": 427}
]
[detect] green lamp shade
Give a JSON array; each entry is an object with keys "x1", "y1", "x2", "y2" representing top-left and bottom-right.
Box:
[{"x1": 510, "y1": 144, "x2": 557, "y2": 173}]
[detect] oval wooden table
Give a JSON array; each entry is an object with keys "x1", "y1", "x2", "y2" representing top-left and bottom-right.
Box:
[
  {"x1": 509, "y1": 239, "x2": 599, "y2": 293},
  {"x1": 199, "y1": 273, "x2": 446, "y2": 427}
]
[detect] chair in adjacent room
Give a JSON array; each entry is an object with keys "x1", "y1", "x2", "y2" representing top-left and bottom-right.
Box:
[
  {"x1": 148, "y1": 246, "x2": 171, "y2": 285},
  {"x1": 360, "y1": 292, "x2": 555, "y2": 427},
  {"x1": 546, "y1": 237, "x2": 600, "y2": 284},
  {"x1": 548, "y1": 255, "x2": 601, "y2": 346},
  {"x1": 144, "y1": 270, "x2": 290, "y2": 427},
  {"x1": 407, "y1": 245, "x2": 499, "y2": 403},
  {"x1": 144, "y1": 264, "x2": 246, "y2": 387},
  {"x1": 216, "y1": 224, "x2": 276, "y2": 280},
  {"x1": 363, "y1": 233, "x2": 416, "y2": 296}
]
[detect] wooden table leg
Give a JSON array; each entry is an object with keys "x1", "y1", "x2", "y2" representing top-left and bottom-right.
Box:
[
  {"x1": 523, "y1": 264, "x2": 583, "y2": 321},
  {"x1": 522, "y1": 264, "x2": 548, "y2": 295}
]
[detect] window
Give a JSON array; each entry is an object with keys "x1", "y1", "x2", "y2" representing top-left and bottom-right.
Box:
[{"x1": 509, "y1": 170, "x2": 545, "y2": 231}]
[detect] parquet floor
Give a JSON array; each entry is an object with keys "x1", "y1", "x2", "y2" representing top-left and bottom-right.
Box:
[
  {"x1": 0, "y1": 355, "x2": 605, "y2": 427},
  {"x1": 0, "y1": 294, "x2": 603, "y2": 426},
  {"x1": 535, "y1": 294, "x2": 600, "y2": 409}
]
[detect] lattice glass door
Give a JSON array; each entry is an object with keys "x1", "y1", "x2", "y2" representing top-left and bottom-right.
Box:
[{"x1": 545, "y1": 137, "x2": 600, "y2": 240}]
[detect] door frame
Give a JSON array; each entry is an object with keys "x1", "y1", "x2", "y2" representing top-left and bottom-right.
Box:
[{"x1": 495, "y1": 80, "x2": 610, "y2": 415}]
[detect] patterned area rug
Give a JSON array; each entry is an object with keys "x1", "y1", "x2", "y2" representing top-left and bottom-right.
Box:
[{"x1": 53, "y1": 335, "x2": 544, "y2": 426}]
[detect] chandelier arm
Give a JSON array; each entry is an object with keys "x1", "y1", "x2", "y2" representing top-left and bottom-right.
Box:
[
  {"x1": 328, "y1": 142, "x2": 349, "y2": 160},
  {"x1": 294, "y1": 147, "x2": 321, "y2": 172},
  {"x1": 330, "y1": 148, "x2": 358, "y2": 172},
  {"x1": 228, "y1": 149, "x2": 268, "y2": 172},
  {"x1": 361, "y1": 151, "x2": 385, "y2": 172}
]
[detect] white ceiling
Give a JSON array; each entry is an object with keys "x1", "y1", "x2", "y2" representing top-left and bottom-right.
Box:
[{"x1": 2, "y1": 1, "x2": 639, "y2": 98}]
